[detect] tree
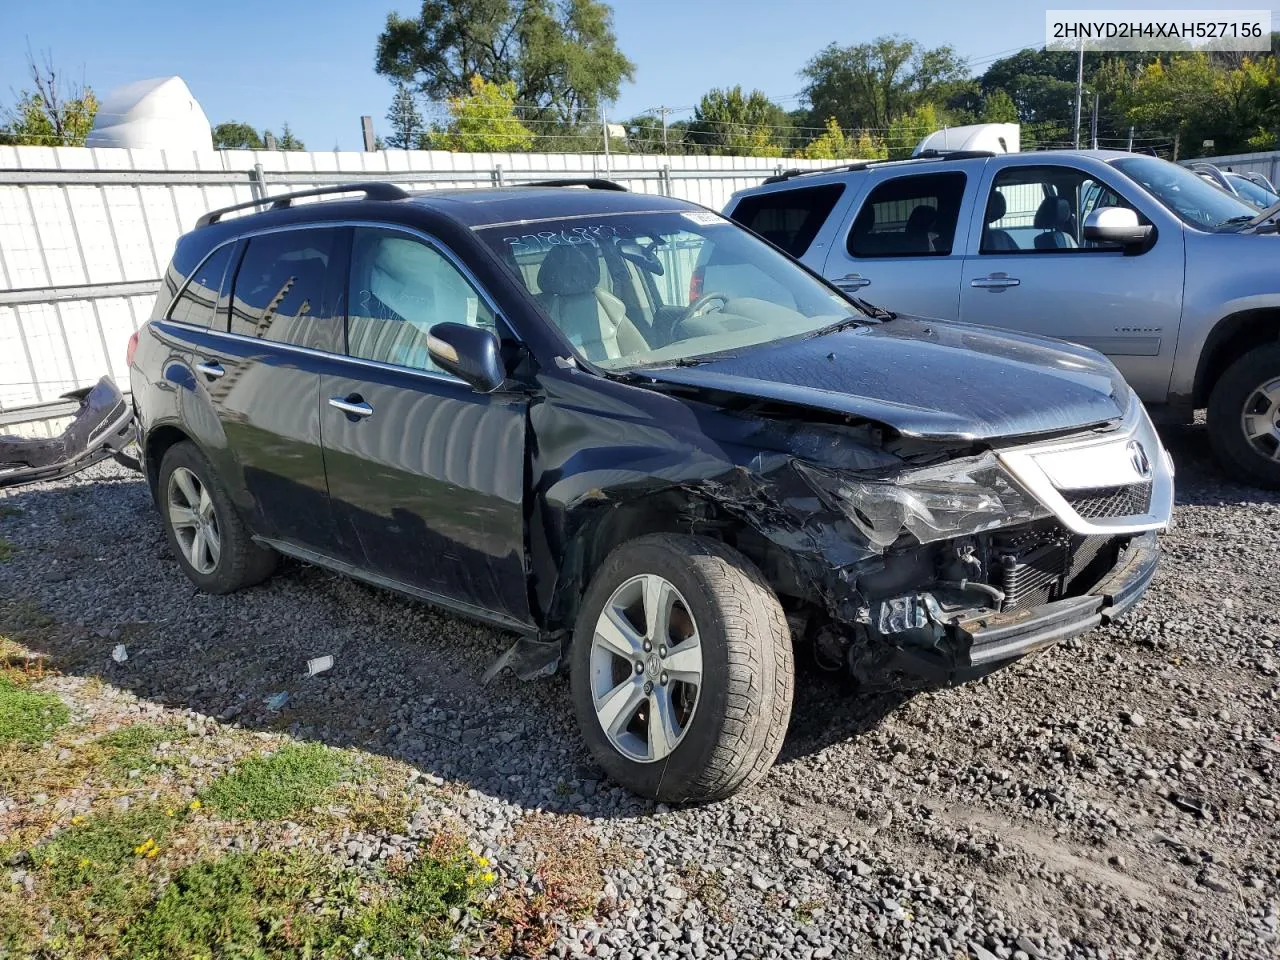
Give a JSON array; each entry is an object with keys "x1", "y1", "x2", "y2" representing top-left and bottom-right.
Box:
[
  {"x1": 0, "y1": 50, "x2": 97, "y2": 147},
  {"x1": 385, "y1": 82, "x2": 425, "y2": 148},
  {"x1": 981, "y1": 88, "x2": 1019, "y2": 123},
  {"x1": 211, "y1": 121, "x2": 263, "y2": 149},
  {"x1": 884, "y1": 103, "x2": 939, "y2": 159},
  {"x1": 427, "y1": 74, "x2": 534, "y2": 151},
  {"x1": 800, "y1": 35, "x2": 967, "y2": 133},
  {"x1": 375, "y1": 0, "x2": 634, "y2": 126},
  {"x1": 277, "y1": 124, "x2": 306, "y2": 150},
  {"x1": 688, "y1": 86, "x2": 789, "y2": 156}
]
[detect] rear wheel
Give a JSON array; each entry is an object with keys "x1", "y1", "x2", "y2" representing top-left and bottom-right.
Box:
[
  {"x1": 1207, "y1": 343, "x2": 1280, "y2": 490},
  {"x1": 570, "y1": 534, "x2": 794, "y2": 803},
  {"x1": 158, "y1": 441, "x2": 276, "y2": 593}
]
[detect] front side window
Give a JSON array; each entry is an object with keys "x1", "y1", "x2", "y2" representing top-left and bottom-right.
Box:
[
  {"x1": 1112, "y1": 155, "x2": 1257, "y2": 230},
  {"x1": 729, "y1": 183, "x2": 845, "y2": 258},
  {"x1": 347, "y1": 227, "x2": 496, "y2": 374},
  {"x1": 980, "y1": 166, "x2": 1145, "y2": 254},
  {"x1": 166, "y1": 243, "x2": 233, "y2": 328},
  {"x1": 477, "y1": 211, "x2": 860, "y2": 371},
  {"x1": 847, "y1": 172, "x2": 966, "y2": 258},
  {"x1": 228, "y1": 229, "x2": 340, "y2": 350}
]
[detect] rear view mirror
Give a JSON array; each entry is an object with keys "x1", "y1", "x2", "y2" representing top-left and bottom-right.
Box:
[
  {"x1": 617, "y1": 239, "x2": 664, "y2": 275},
  {"x1": 1083, "y1": 206, "x2": 1152, "y2": 249},
  {"x1": 427, "y1": 323, "x2": 505, "y2": 393}
]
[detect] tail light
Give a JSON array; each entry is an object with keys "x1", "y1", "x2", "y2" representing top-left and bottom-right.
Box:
[
  {"x1": 126, "y1": 330, "x2": 139, "y2": 367},
  {"x1": 688, "y1": 265, "x2": 705, "y2": 303}
]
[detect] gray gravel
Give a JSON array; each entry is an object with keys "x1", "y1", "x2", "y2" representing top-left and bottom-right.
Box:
[{"x1": 1, "y1": 420, "x2": 1277, "y2": 958}]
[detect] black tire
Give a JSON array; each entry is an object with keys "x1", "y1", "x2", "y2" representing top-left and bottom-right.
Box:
[
  {"x1": 157, "y1": 441, "x2": 276, "y2": 593},
  {"x1": 570, "y1": 534, "x2": 794, "y2": 803},
  {"x1": 1207, "y1": 343, "x2": 1280, "y2": 490}
]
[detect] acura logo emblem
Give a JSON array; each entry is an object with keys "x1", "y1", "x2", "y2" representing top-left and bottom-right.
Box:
[{"x1": 1127, "y1": 440, "x2": 1152, "y2": 479}]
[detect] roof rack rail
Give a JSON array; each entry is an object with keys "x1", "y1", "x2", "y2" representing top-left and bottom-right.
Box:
[
  {"x1": 195, "y1": 182, "x2": 411, "y2": 228},
  {"x1": 521, "y1": 178, "x2": 628, "y2": 192},
  {"x1": 761, "y1": 150, "x2": 997, "y2": 185}
]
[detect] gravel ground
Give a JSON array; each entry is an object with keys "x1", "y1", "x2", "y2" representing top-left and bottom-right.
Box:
[{"x1": 1, "y1": 421, "x2": 1278, "y2": 959}]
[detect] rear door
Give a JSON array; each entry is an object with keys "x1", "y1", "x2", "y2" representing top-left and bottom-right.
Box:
[
  {"x1": 820, "y1": 168, "x2": 977, "y2": 319},
  {"x1": 319, "y1": 226, "x2": 531, "y2": 628},
  {"x1": 725, "y1": 182, "x2": 847, "y2": 267},
  {"x1": 182, "y1": 226, "x2": 344, "y2": 553},
  {"x1": 957, "y1": 162, "x2": 1184, "y2": 401}
]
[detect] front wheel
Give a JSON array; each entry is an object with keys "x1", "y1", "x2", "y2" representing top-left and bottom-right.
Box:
[
  {"x1": 570, "y1": 534, "x2": 794, "y2": 803},
  {"x1": 1207, "y1": 343, "x2": 1280, "y2": 490}
]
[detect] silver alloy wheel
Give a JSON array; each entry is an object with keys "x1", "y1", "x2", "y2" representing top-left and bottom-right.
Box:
[
  {"x1": 589, "y1": 573, "x2": 703, "y2": 763},
  {"x1": 1241, "y1": 375, "x2": 1280, "y2": 461},
  {"x1": 166, "y1": 466, "x2": 221, "y2": 575}
]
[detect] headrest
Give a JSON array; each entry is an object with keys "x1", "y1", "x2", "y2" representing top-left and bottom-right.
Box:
[
  {"x1": 985, "y1": 192, "x2": 1007, "y2": 223},
  {"x1": 1034, "y1": 196, "x2": 1073, "y2": 230},
  {"x1": 905, "y1": 204, "x2": 937, "y2": 234},
  {"x1": 537, "y1": 244, "x2": 599, "y2": 297}
]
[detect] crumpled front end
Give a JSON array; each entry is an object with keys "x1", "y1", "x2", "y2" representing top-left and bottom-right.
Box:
[
  {"x1": 800, "y1": 393, "x2": 1173, "y2": 687},
  {"x1": 0, "y1": 377, "x2": 136, "y2": 489}
]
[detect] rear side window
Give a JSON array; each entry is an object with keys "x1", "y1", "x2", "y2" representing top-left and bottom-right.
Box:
[
  {"x1": 165, "y1": 243, "x2": 233, "y2": 328},
  {"x1": 847, "y1": 172, "x2": 966, "y2": 258},
  {"x1": 347, "y1": 227, "x2": 496, "y2": 374},
  {"x1": 228, "y1": 229, "x2": 341, "y2": 351},
  {"x1": 729, "y1": 184, "x2": 845, "y2": 257}
]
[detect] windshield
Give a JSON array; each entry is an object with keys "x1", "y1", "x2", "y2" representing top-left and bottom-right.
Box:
[
  {"x1": 476, "y1": 210, "x2": 860, "y2": 370},
  {"x1": 1227, "y1": 174, "x2": 1279, "y2": 209},
  {"x1": 1112, "y1": 156, "x2": 1257, "y2": 230}
]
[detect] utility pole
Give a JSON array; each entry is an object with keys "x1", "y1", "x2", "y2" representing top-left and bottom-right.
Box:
[
  {"x1": 1090, "y1": 92, "x2": 1099, "y2": 149},
  {"x1": 1073, "y1": 37, "x2": 1084, "y2": 149},
  {"x1": 601, "y1": 103, "x2": 610, "y2": 173},
  {"x1": 1127, "y1": 125, "x2": 1134, "y2": 152},
  {"x1": 653, "y1": 105, "x2": 673, "y2": 152}
]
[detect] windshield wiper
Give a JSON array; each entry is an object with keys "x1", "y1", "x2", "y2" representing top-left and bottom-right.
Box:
[
  {"x1": 804, "y1": 315, "x2": 864, "y2": 339},
  {"x1": 672, "y1": 355, "x2": 735, "y2": 367},
  {"x1": 851, "y1": 297, "x2": 896, "y2": 320},
  {"x1": 1215, "y1": 214, "x2": 1257, "y2": 232}
]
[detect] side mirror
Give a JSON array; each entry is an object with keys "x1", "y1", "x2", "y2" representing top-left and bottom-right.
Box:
[
  {"x1": 427, "y1": 323, "x2": 506, "y2": 393},
  {"x1": 1083, "y1": 206, "x2": 1152, "y2": 249}
]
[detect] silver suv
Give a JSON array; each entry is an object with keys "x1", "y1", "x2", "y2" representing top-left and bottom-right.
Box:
[{"x1": 725, "y1": 151, "x2": 1280, "y2": 488}]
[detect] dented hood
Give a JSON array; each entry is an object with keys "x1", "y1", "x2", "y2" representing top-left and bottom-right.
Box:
[{"x1": 634, "y1": 317, "x2": 1130, "y2": 441}]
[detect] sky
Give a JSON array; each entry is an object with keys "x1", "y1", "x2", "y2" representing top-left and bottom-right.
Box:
[{"x1": 0, "y1": 0, "x2": 1255, "y2": 150}]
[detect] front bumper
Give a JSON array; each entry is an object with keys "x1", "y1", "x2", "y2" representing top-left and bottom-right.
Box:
[
  {"x1": 851, "y1": 531, "x2": 1160, "y2": 687},
  {"x1": 0, "y1": 377, "x2": 136, "y2": 489}
]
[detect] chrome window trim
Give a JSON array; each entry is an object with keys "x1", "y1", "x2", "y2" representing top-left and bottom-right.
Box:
[{"x1": 165, "y1": 218, "x2": 519, "y2": 385}]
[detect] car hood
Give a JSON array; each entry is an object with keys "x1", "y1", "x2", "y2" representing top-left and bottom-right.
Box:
[{"x1": 632, "y1": 316, "x2": 1130, "y2": 441}]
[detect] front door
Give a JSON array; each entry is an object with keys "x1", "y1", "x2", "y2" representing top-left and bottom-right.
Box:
[
  {"x1": 320, "y1": 226, "x2": 531, "y2": 626},
  {"x1": 958, "y1": 163, "x2": 1184, "y2": 402},
  {"x1": 821, "y1": 169, "x2": 974, "y2": 319}
]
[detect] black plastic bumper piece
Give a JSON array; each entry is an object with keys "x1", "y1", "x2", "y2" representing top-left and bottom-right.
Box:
[{"x1": 957, "y1": 531, "x2": 1160, "y2": 669}]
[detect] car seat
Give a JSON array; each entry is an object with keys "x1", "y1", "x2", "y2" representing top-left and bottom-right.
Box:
[
  {"x1": 1033, "y1": 196, "x2": 1078, "y2": 249},
  {"x1": 536, "y1": 244, "x2": 634, "y2": 361},
  {"x1": 981, "y1": 193, "x2": 1018, "y2": 251},
  {"x1": 903, "y1": 204, "x2": 938, "y2": 253}
]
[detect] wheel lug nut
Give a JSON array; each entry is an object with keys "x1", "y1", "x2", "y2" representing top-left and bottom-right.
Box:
[
  {"x1": 659, "y1": 646, "x2": 667, "y2": 657},
  {"x1": 643, "y1": 681, "x2": 653, "y2": 695},
  {"x1": 660, "y1": 672, "x2": 669, "y2": 685},
  {"x1": 634, "y1": 661, "x2": 644, "y2": 675},
  {"x1": 643, "y1": 640, "x2": 652, "y2": 652}
]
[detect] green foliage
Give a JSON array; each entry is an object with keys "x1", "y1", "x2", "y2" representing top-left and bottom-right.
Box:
[
  {"x1": 801, "y1": 35, "x2": 967, "y2": 133},
  {"x1": 0, "y1": 675, "x2": 68, "y2": 745},
  {"x1": 0, "y1": 52, "x2": 98, "y2": 147},
  {"x1": 276, "y1": 123, "x2": 305, "y2": 150},
  {"x1": 427, "y1": 74, "x2": 535, "y2": 152},
  {"x1": 32, "y1": 806, "x2": 176, "y2": 897},
  {"x1": 0, "y1": 538, "x2": 12, "y2": 562},
  {"x1": 203, "y1": 743, "x2": 346, "y2": 820},
  {"x1": 689, "y1": 86, "x2": 789, "y2": 156},
  {"x1": 981, "y1": 88, "x2": 1019, "y2": 123},
  {"x1": 794, "y1": 117, "x2": 886, "y2": 160},
  {"x1": 885, "y1": 103, "x2": 940, "y2": 159},
  {"x1": 211, "y1": 121, "x2": 263, "y2": 149},
  {"x1": 376, "y1": 0, "x2": 634, "y2": 126},
  {"x1": 386, "y1": 81, "x2": 425, "y2": 149},
  {"x1": 96, "y1": 723, "x2": 188, "y2": 780}
]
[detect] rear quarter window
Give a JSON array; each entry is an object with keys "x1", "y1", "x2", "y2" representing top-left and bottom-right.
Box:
[
  {"x1": 728, "y1": 184, "x2": 845, "y2": 258},
  {"x1": 163, "y1": 242, "x2": 234, "y2": 328}
]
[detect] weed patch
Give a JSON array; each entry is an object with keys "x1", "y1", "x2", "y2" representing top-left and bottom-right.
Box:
[
  {"x1": 203, "y1": 742, "x2": 347, "y2": 820},
  {"x1": 0, "y1": 538, "x2": 12, "y2": 562},
  {"x1": 0, "y1": 674, "x2": 68, "y2": 745},
  {"x1": 96, "y1": 723, "x2": 189, "y2": 781}
]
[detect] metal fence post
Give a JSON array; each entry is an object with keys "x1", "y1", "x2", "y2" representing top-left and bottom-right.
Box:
[
  {"x1": 250, "y1": 163, "x2": 267, "y2": 200},
  {"x1": 659, "y1": 164, "x2": 671, "y2": 197},
  {"x1": 491, "y1": 163, "x2": 504, "y2": 187}
]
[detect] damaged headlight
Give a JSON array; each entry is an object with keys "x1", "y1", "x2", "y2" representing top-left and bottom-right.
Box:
[{"x1": 795, "y1": 452, "x2": 1049, "y2": 550}]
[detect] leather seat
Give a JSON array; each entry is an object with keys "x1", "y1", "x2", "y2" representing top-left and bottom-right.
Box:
[
  {"x1": 981, "y1": 193, "x2": 1018, "y2": 252},
  {"x1": 1033, "y1": 196, "x2": 1078, "y2": 249},
  {"x1": 536, "y1": 244, "x2": 630, "y2": 361}
]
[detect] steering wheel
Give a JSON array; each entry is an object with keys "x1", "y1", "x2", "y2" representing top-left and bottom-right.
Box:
[{"x1": 675, "y1": 292, "x2": 731, "y2": 335}]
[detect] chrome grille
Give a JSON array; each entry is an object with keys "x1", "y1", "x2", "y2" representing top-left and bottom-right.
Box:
[{"x1": 1060, "y1": 481, "x2": 1152, "y2": 520}]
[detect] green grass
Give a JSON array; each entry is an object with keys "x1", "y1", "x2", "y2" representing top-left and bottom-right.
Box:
[
  {"x1": 0, "y1": 674, "x2": 69, "y2": 745},
  {"x1": 0, "y1": 538, "x2": 13, "y2": 562},
  {"x1": 121, "y1": 849, "x2": 483, "y2": 960},
  {"x1": 203, "y1": 743, "x2": 348, "y2": 820},
  {"x1": 96, "y1": 723, "x2": 189, "y2": 780}
]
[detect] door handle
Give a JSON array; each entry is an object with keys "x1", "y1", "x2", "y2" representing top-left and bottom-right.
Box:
[
  {"x1": 328, "y1": 395, "x2": 374, "y2": 419},
  {"x1": 195, "y1": 360, "x2": 225, "y2": 379},
  {"x1": 970, "y1": 275, "x2": 1021, "y2": 289},
  {"x1": 835, "y1": 273, "x2": 872, "y2": 291}
]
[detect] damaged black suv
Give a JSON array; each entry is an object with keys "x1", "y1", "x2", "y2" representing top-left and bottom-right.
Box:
[{"x1": 130, "y1": 180, "x2": 1173, "y2": 803}]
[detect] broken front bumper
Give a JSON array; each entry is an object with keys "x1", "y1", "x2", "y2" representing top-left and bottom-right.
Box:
[
  {"x1": 854, "y1": 531, "x2": 1160, "y2": 687},
  {"x1": 0, "y1": 377, "x2": 136, "y2": 489}
]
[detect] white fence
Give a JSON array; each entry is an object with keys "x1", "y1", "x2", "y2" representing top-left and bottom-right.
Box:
[
  {"x1": 0, "y1": 146, "x2": 844, "y2": 423},
  {"x1": 1183, "y1": 150, "x2": 1280, "y2": 186}
]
